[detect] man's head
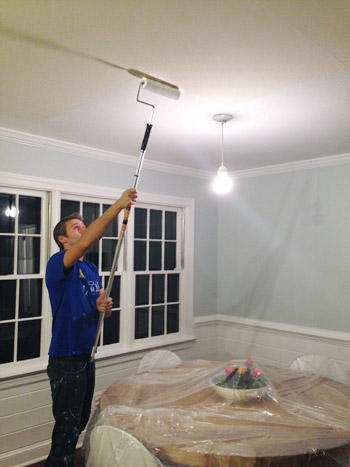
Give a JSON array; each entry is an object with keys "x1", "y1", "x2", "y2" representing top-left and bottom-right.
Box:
[{"x1": 53, "y1": 213, "x2": 85, "y2": 250}]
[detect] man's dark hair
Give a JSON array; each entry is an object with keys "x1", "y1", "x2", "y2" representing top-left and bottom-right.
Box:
[{"x1": 53, "y1": 213, "x2": 83, "y2": 250}]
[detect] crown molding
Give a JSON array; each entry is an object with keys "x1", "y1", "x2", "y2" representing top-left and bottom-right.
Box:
[
  {"x1": 1, "y1": 126, "x2": 349, "y2": 180},
  {"x1": 232, "y1": 152, "x2": 350, "y2": 178},
  {"x1": 0, "y1": 126, "x2": 211, "y2": 180}
]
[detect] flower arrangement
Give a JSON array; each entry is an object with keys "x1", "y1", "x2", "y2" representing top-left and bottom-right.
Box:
[{"x1": 215, "y1": 359, "x2": 267, "y2": 390}]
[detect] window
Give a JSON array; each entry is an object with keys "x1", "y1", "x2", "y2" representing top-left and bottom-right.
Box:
[
  {"x1": 0, "y1": 188, "x2": 47, "y2": 367},
  {"x1": 60, "y1": 195, "x2": 121, "y2": 347},
  {"x1": 0, "y1": 175, "x2": 194, "y2": 376},
  {"x1": 133, "y1": 207, "x2": 181, "y2": 340}
]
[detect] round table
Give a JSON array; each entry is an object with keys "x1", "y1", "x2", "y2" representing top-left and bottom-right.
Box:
[{"x1": 97, "y1": 360, "x2": 350, "y2": 466}]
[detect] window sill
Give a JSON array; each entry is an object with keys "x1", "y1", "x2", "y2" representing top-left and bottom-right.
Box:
[{"x1": 0, "y1": 335, "x2": 197, "y2": 381}]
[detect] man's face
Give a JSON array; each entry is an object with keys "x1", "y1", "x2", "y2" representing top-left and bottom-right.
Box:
[{"x1": 60, "y1": 218, "x2": 86, "y2": 249}]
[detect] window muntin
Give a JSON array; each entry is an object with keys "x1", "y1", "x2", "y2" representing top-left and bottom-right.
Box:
[{"x1": 0, "y1": 190, "x2": 46, "y2": 366}]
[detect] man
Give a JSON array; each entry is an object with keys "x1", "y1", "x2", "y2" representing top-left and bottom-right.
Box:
[{"x1": 44, "y1": 188, "x2": 137, "y2": 466}]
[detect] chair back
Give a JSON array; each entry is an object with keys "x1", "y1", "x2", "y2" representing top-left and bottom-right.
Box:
[
  {"x1": 137, "y1": 350, "x2": 182, "y2": 373},
  {"x1": 86, "y1": 425, "x2": 164, "y2": 466}
]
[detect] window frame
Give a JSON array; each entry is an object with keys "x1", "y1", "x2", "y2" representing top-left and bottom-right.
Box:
[
  {"x1": 129, "y1": 203, "x2": 183, "y2": 345},
  {"x1": 0, "y1": 172, "x2": 195, "y2": 377},
  {"x1": 0, "y1": 185, "x2": 50, "y2": 377}
]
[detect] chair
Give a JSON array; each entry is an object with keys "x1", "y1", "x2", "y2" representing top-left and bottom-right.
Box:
[
  {"x1": 137, "y1": 350, "x2": 182, "y2": 373},
  {"x1": 289, "y1": 354, "x2": 350, "y2": 386},
  {"x1": 86, "y1": 425, "x2": 164, "y2": 467}
]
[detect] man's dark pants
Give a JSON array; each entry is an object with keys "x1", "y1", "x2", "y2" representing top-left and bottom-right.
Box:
[{"x1": 44, "y1": 355, "x2": 95, "y2": 466}]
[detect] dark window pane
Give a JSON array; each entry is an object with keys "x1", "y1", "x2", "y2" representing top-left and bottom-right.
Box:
[
  {"x1": 85, "y1": 242, "x2": 99, "y2": 267},
  {"x1": 61, "y1": 200, "x2": 80, "y2": 218},
  {"x1": 0, "y1": 280, "x2": 16, "y2": 320},
  {"x1": 164, "y1": 242, "x2": 176, "y2": 270},
  {"x1": 167, "y1": 304, "x2": 179, "y2": 334},
  {"x1": 17, "y1": 320, "x2": 41, "y2": 361},
  {"x1": 103, "y1": 204, "x2": 118, "y2": 237},
  {"x1": 135, "y1": 307, "x2": 149, "y2": 339},
  {"x1": 167, "y1": 274, "x2": 179, "y2": 302},
  {"x1": 17, "y1": 237, "x2": 40, "y2": 274},
  {"x1": 83, "y1": 202, "x2": 99, "y2": 227},
  {"x1": 19, "y1": 279, "x2": 42, "y2": 318},
  {"x1": 109, "y1": 275, "x2": 120, "y2": 309},
  {"x1": 0, "y1": 194, "x2": 16, "y2": 233},
  {"x1": 134, "y1": 208, "x2": 147, "y2": 239},
  {"x1": 134, "y1": 241, "x2": 146, "y2": 271},
  {"x1": 135, "y1": 275, "x2": 149, "y2": 306},
  {"x1": 152, "y1": 306, "x2": 164, "y2": 336},
  {"x1": 0, "y1": 237, "x2": 14, "y2": 275},
  {"x1": 152, "y1": 274, "x2": 164, "y2": 304},
  {"x1": 149, "y1": 241, "x2": 161, "y2": 271},
  {"x1": 0, "y1": 323, "x2": 15, "y2": 363},
  {"x1": 102, "y1": 239, "x2": 117, "y2": 271},
  {"x1": 18, "y1": 196, "x2": 41, "y2": 234},
  {"x1": 165, "y1": 211, "x2": 177, "y2": 240},
  {"x1": 103, "y1": 310, "x2": 120, "y2": 345},
  {"x1": 150, "y1": 210, "x2": 162, "y2": 239}
]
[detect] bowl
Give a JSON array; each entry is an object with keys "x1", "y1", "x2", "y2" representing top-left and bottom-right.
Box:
[{"x1": 210, "y1": 375, "x2": 269, "y2": 402}]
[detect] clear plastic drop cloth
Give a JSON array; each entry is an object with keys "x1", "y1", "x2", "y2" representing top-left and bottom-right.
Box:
[
  {"x1": 289, "y1": 354, "x2": 350, "y2": 386},
  {"x1": 83, "y1": 359, "x2": 350, "y2": 466},
  {"x1": 137, "y1": 350, "x2": 183, "y2": 374}
]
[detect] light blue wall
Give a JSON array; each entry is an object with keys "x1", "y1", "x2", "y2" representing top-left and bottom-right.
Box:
[
  {"x1": 218, "y1": 166, "x2": 350, "y2": 332},
  {"x1": 3, "y1": 138, "x2": 349, "y2": 332},
  {"x1": 0, "y1": 139, "x2": 218, "y2": 317}
]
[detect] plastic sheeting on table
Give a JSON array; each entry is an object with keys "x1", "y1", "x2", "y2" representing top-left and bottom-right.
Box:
[
  {"x1": 83, "y1": 359, "x2": 350, "y2": 466},
  {"x1": 289, "y1": 354, "x2": 350, "y2": 386}
]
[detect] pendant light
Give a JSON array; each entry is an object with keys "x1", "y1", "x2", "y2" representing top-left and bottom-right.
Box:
[{"x1": 212, "y1": 113, "x2": 233, "y2": 195}]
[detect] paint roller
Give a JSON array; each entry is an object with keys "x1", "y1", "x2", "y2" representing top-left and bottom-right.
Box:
[
  {"x1": 0, "y1": 24, "x2": 181, "y2": 358},
  {"x1": 90, "y1": 75, "x2": 181, "y2": 361}
]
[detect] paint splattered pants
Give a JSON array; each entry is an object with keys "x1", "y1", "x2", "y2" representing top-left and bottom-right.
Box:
[{"x1": 44, "y1": 355, "x2": 95, "y2": 467}]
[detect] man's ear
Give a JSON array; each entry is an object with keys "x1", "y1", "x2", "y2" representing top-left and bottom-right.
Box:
[{"x1": 58, "y1": 235, "x2": 67, "y2": 246}]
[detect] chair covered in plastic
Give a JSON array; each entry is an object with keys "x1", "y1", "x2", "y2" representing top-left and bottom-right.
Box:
[
  {"x1": 289, "y1": 354, "x2": 350, "y2": 386},
  {"x1": 86, "y1": 425, "x2": 164, "y2": 467},
  {"x1": 137, "y1": 349, "x2": 182, "y2": 374}
]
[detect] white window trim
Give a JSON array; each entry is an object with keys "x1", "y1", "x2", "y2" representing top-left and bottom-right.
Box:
[
  {"x1": 0, "y1": 171, "x2": 195, "y2": 377},
  {"x1": 0, "y1": 184, "x2": 50, "y2": 378}
]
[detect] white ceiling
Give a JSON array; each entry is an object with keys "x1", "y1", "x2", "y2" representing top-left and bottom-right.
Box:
[{"x1": 1, "y1": 0, "x2": 350, "y2": 174}]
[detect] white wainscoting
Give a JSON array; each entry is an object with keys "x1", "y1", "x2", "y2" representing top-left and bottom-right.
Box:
[
  {"x1": 0, "y1": 320, "x2": 217, "y2": 467},
  {"x1": 215, "y1": 314, "x2": 350, "y2": 373},
  {"x1": 1, "y1": 315, "x2": 349, "y2": 466}
]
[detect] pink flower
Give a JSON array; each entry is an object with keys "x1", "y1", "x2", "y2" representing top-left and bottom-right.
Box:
[
  {"x1": 246, "y1": 359, "x2": 254, "y2": 367},
  {"x1": 253, "y1": 369, "x2": 263, "y2": 379},
  {"x1": 225, "y1": 367, "x2": 235, "y2": 375}
]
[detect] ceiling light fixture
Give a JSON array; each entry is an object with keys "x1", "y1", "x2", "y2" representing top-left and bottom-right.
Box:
[{"x1": 212, "y1": 113, "x2": 233, "y2": 195}]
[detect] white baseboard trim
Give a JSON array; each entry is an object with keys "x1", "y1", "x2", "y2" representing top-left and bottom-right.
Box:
[{"x1": 0, "y1": 436, "x2": 85, "y2": 467}]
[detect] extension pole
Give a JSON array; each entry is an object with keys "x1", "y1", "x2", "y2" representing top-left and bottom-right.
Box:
[{"x1": 90, "y1": 84, "x2": 154, "y2": 362}]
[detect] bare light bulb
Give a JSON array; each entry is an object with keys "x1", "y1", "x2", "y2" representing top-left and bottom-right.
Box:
[
  {"x1": 5, "y1": 206, "x2": 17, "y2": 217},
  {"x1": 212, "y1": 165, "x2": 233, "y2": 194}
]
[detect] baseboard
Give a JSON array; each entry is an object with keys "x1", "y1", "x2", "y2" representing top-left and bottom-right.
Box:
[{"x1": 0, "y1": 436, "x2": 85, "y2": 467}]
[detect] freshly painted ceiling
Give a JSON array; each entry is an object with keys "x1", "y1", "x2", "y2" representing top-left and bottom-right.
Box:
[{"x1": 1, "y1": 0, "x2": 349, "y2": 174}]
